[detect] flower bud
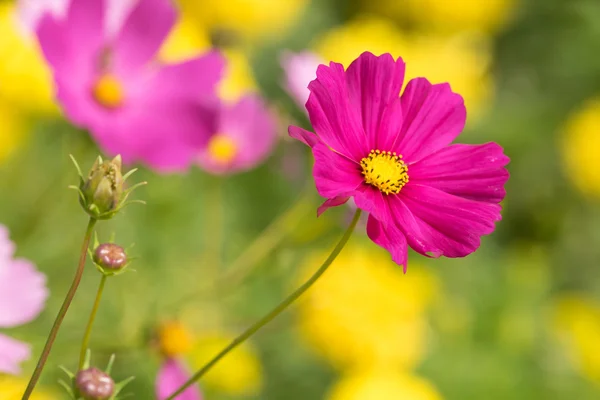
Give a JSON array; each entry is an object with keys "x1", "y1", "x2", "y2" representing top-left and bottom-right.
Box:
[
  {"x1": 93, "y1": 243, "x2": 127, "y2": 271},
  {"x1": 80, "y1": 155, "x2": 124, "y2": 219},
  {"x1": 75, "y1": 367, "x2": 115, "y2": 400}
]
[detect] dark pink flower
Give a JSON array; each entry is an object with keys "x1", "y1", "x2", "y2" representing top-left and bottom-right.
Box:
[
  {"x1": 0, "y1": 225, "x2": 48, "y2": 374},
  {"x1": 156, "y1": 358, "x2": 202, "y2": 400},
  {"x1": 35, "y1": 0, "x2": 225, "y2": 172},
  {"x1": 196, "y1": 95, "x2": 277, "y2": 175},
  {"x1": 289, "y1": 52, "x2": 509, "y2": 270}
]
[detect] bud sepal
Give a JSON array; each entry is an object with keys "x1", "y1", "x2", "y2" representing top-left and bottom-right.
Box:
[
  {"x1": 58, "y1": 350, "x2": 134, "y2": 400},
  {"x1": 69, "y1": 154, "x2": 146, "y2": 220}
]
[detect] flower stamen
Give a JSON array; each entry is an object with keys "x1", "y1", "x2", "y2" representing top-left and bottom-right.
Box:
[
  {"x1": 93, "y1": 74, "x2": 124, "y2": 108},
  {"x1": 360, "y1": 150, "x2": 409, "y2": 195}
]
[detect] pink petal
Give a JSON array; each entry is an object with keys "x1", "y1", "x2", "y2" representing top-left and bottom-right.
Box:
[
  {"x1": 92, "y1": 101, "x2": 215, "y2": 173},
  {"x1": 345, "y1": 52, "x2": 405, "y2": 150},
  {"x1": 312, "y1": 143, "x2": 363, "y2": 199},
  {"x1": 392, "y1": 184, "x2": 502, "y2": 258},
  {"x1": 36, "y1": 13, "x2": 71, "y2": 75},
  {"x1": 147, "y1": 52, "x2": 225, "y2": 103},
  {"x1": 156, "y1": 359, "x2": 202, "y2": 400},
  {"x1": 410, "y1": 143, "x2": 510, "y2": 203},
  {"x1": 307, "y1": 62, "x2": 367, "y2": 161},
  {"x1": 288, "y1": 126, "x2": 320, "y2": 148},
  {"x1": 0, "y1": 259, "x2": 49, "y2": 328},
  {"x1": 0, "y1": 225, "x2": 15, "y2": 261},
  {"x1": 366, "y1": 215, "x2": 408, "y2": 271},
  {"x1": 113, "y1": 0, "x2": 176, "y2": 74},
  {"x1": 394, "y1": 78, "x2": 466, "y2": 163},
  {"x1": 197, "y1": 95, "x2": 277, "y2": 174},
  {"x1": 64, "y1": 0, "x2": 104, "y2": 60},
  {"x1": 0, "y1": 334, "x2": 31, "y2": 375},
  {"x1": 280, "y1": 50, "x2": 322, "y2": 110},
  {"x1": 317, "y1": 196, "x2": 351, "y2": 217}
]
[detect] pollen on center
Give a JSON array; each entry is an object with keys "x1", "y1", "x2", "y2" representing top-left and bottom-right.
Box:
[
  {"x1": 208, "y1": 133, "x2": 238, "y2": 164},
  {"x1": 360, "y1": 150, "x2": 409, "y2": 195},
  {"x1": 92, "y1": 73, "x2": 124, "y2": 108}
]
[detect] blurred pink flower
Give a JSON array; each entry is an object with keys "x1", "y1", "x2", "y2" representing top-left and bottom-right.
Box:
[
  {"x1": 280, "y1": 50, "x2": 322, "y2": 110},
  {"x1": 156, "y1": 358, "x2": 202, "y2": 400},
  {"x1": 289, "y1": 52, "x2": 509, "y2": 270},
  {"x1": 196, "y1": 95, "x2": 277, "y2": 175},
  {"x1": 34, "y1": 0, "x2": 225, "y2": 172},
  {"x1": 0, "y1": 225, "x2": 48, "y2": 374}
]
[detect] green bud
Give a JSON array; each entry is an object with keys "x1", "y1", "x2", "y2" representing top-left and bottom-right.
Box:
[
  {"x1": 70, "y1": 154, "x2": 146, "y2": 220},
  {"x1": 80, "y1": 155, "x2": 123, "y2": 219}
]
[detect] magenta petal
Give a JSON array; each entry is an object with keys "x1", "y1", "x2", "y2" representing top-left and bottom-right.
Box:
[
  {"x1": 394, "y1": 78, "x2": 466, "y2": 163},
  {"x1": 410, "y1": 143, "x2": 510, "y2": 203},
  {"x1": 156, "y1": 359, "x2": 202, "y2": 400},
  {"x1": 312, "y1": 144, "x2": 363, "y2": 199},
  {"x1": 65, "y1": 0, "x2": 104, "y2": 59},
  {"x1": 366, "y1": 215, "x2": 408, "y2": 271},
  {"x1": 198, "y1": 95, "x2": 277, "y2": 174},
  {"x1": 36, "y1": 13, "x2": 71, "y2": 75},
  {"x1": 289, "y1": 126, "x2": 321, "y2": 148},
  {"x1": 0, "y1": 259, "x2": 48, "y2": 328},
  {"x1": 346, "y1": 52, "x2": 405, "y2": 150},
  {"x1": 147, "y1": 52, "x2": 225, "y2": 103},
  {"x1": 317, "y1": 196, "x2": 351, "y2": 216},
  {"x1": 0, "y1": 334, "x2": 31, "y2": 375},
  {"x1": 393, "y1": 184, "x2": 502, "y2": 258},
  {"x1": 307, "y1": 62, "x2": 367, "y2": 161},
  {"x1": 113, "y1": 0, "x2": 176, "y2": 73},
  {"x1": 353, "y1": 185, "x2": 392, "y2": 226}
]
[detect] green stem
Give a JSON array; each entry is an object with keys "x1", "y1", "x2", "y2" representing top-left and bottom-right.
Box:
[
  {"x1": 78, "y1": 274, "x2": 107, "y2": 370},
  {"x1": 22, "y1": 218, "x2": 97, "y2": 400},
  {"x1": 165, "y1": 209, "x2": 362, "y2": 400},
  {"x1": 166, "y1": 186, "x2": 314, "y2": 312}
]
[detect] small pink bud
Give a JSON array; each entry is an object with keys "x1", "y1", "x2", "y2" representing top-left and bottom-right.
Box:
[
  {"x1": 76, "y1": 367, "x2": 115, "y2": 400},
  {"x1": 93, "y1": 243, "x2": 127, "y2": 271}
]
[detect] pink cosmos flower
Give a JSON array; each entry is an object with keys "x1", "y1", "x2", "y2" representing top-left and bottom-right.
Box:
[
  {"x1": 280, "y1": 50, "x2": 322, "y2": 110},
  {"x1": 196, "y1": 95, "x2": 277, "y2": 175},
  {"x1": 0, "y1": 225, "x2": 49, "y2": 374},
  {"x1": 156, "y1": 358, "x2": 202, "y2": 400},
  {"x1": 289, "y1": 52, "x2": 509, "y2": 270},
  {"x1": 35, "y1": 0, "x2": 225, "y2": 172}
]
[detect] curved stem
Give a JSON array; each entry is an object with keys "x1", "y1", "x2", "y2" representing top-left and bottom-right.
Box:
[
  {"x1": 78, "y1": 274, "x2": 107, "y2": 370},
  {"x1": 165, "y1": 209, "x2": 362, "y2": 400},
  {"x1": 165, "y1": 186, "x2": 314, "y2": 312},
  {"x1": 22, "y1": 218, "x2": 97, "y2": 400}
]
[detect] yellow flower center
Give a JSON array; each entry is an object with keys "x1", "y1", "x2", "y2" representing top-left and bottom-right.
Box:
[
  {"x1": 93, "y1": 74, "x2": 124, "y2": 108},
  {"x1": 208, "y1": 133, "x2": 238, "y2": 164},
  {"x1": 158, "y1": 321, "x2": 193, "y2": 357},
  {"x1": 360, "y1": 150, "x2": 409, "y2": 195}
]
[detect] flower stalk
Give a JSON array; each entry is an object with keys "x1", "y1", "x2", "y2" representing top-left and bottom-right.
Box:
[
  {"x1": 165, "y1": 209, "x2": 362, "y2": 400},
  {"x1": 22, "y1": 217, "x2": 97, "y2": 400},
  {"x1": 79, "y1": 275, "x2": 107, "y2": 370}
]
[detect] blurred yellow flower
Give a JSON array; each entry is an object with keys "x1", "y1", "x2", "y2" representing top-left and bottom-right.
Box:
[
  {"x1": 297, "y1": 239, "x2": 438, "y2": 370},
  {"x1": 551, "y1": 294, "x2": 600, "y2": 382},
  {"x1": 363, "y1": 0, "x2": 517, "y2": 35},
  {"x1": 0, "y1": 3, "x2": 56, "y2": 115},
  {"x1": 158, "y1": 320, "x2": 194, "y2": 357},
  {"x1": 159, "y1": 17, "x2": 257, "y2": 103},
  {"x1": 0, "y1": 376, "x2": 58, "y2": 400},
  {"x1": 0, "y1": 103, "x2": 27, "y2": 162},
  {"x1": 177, "y1": 0, "x2": 308, "y2": 41},
  {"x1": 313, "y1": 17, "x2": 493, "y2": 121},
  {"x1": 187, "y1": 332, "x2": 263, "y2": 395},
  {"x1": 560, "y1": 98, "x2": 600, "y2": 198},
  {"x1": 327, "y1": 369, "x2": 443, "y2": 400}
]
